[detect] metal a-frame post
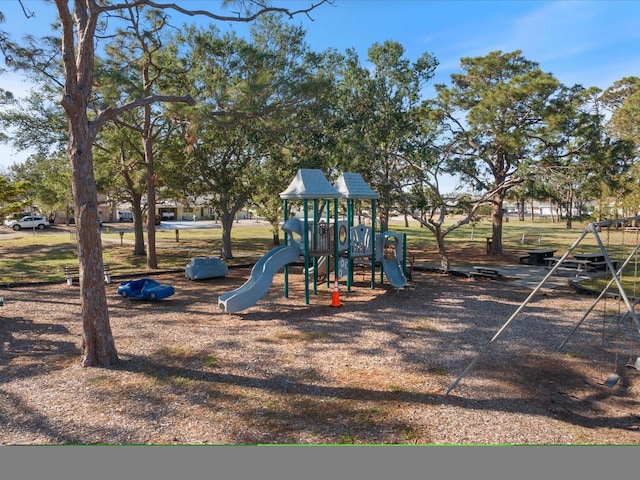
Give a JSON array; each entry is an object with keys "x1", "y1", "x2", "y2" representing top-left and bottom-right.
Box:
[
  {"x1": 446, "y1": 215, "x2": 640, "y2": 396},
  {"x1": 558, "y1": 243, "x2": 640, "y2": 351}
]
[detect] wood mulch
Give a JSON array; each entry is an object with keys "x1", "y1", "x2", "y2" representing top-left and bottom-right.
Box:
[{"x1": 1, "y1": 262, "x2": 639, "y2": 445}]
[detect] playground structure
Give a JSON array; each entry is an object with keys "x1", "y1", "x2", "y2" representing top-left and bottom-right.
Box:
[
  {"x1": 218, "y1": 169, "x2": 407, "y2": 314},
  {"x1": 447, "y1": 215, "x2": 640, "y2": 395}
]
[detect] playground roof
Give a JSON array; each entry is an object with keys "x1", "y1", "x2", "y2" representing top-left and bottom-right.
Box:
[
  {"x1": 279, "y1": 169, "x2": 341, "y2": 200},
  {"x1": 333, "y1": 172, "x2": 379, "y2": 200}
]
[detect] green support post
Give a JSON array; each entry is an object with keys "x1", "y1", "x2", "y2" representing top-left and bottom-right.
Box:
[
  {"x1": 303, "y1": 199, "x2": 310, "y2": 305},
  {"x1": 333, "y1": 198, "x2": 340, "y2": 285},
  {"x1": 346, "y1": 198, "x2": 353, "y2": 292},
  {"x1": 403, "y1": 233, "x2": 407, "y2": 280},
  {"x1": 283, "y1": 199, "x2": 289, "y2": 298},
  {"x1": 371, "y1": 200, "x2": 377, "y2": 288},
  {"x1": 313, "y1": 199, "x2": 318, "y2": 295},
  {"x1": 326, "y1": 200, "x2": 331, "y2": 287}
]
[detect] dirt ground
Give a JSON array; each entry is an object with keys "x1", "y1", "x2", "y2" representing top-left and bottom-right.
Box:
[{"x1": 1, "y1": 259, "x2": 640, "y2": 445}]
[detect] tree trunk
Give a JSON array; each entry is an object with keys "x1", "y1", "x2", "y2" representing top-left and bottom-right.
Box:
[
  {"x1": 529, "y1": 198, "x2": 534, "y2": 221},
  {"x1": 566, "y1": 187, "x2": 573, "y2": 229},
  {"x1": 518, "y1": 198, "x2": 525, "y2": 221},
  {"x1": 69, "y1": 127, "x2": 119, "y2": 367},
  {"x1": 220, "y1": 212, "x2": 235, "y2": 259},
  {"x1": 379, "y1": 210, "x2": 389, "y2": 233},
  {"x1": 143, "y1": 107, "x2": 158, "y2": 269},
  {"x1": 57, "y1": 0, "x2": 118, "y2": 367},
  {"x1": 131, "y1": 193, "x2": 146, "y2": 256},
  {"x1": 435, "y1": 227, "x2": 450, "y2": 271},
  {"x1": 490, "y1": 193, "x2": 504, "y2": 254}
]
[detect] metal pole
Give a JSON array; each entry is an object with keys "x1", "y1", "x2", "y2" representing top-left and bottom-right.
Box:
[
  {"x1": 371, "y1": 200, "x2": 377, "y2": 289},
  {"x1": 591, "y1": 224, "x2": 640, "y2": 335},
  {"x1": 326, "y1": 200, "x2": 331, "y2": 288},
  {"x1": 403, "y1": 233, "x2": 407, "y2": 279},
  {"x1": 283, "y1": 199, "x2": 289, "y2": 299},
  {"x1": 446, "y1": 224, "x2": 592, "y2": 395},
  {"x1": 303, "y1": 199, "x2": 310, "y2": 305},
  {"x1": 347, "y1": 198, "x2": 353, "y2": 292},
  {"x1": 333, "y1": 198, "x2": 339, "y2": 288},
  {"x1": 313, "y1": 200, "x2": 318, "y2": 295},
  {"x1": 559, "y1": 244, "x2": 640, "y2": 350}
]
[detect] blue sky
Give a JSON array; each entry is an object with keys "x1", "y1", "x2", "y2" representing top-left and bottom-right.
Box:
[
  {"x1": 295, "y1": 0, "x2": 640, "y2": 91},
  {"x1": 2, "y1": 0, "x2": 640, "y2": 172}
]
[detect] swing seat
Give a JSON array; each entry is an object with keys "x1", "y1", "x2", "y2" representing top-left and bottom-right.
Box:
[
  {"x1": 604, "y1": 373, "x2": 620, "y2": 388},
  {"x1": 627, "y1": 357, "x2": 640, "y2": 371}
]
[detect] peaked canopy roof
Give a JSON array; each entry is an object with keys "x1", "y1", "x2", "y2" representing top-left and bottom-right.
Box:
[
  {"x1": 279, "y1": 169, "x2": 341, "y2": 200},
  {"x1": 333, "y1": 172, "x2": 379, "y2": 200}
]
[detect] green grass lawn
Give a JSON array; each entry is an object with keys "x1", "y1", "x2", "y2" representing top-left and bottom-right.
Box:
[
  {"x1": 0, "y1": 222, "x2": 274, "y2": 284},
  {"x1": 391, "y1": 215, "x2": 621, "y2": 263},
  {"x1": 2, "y1": 216, "x2": 639, "y2": 293}
]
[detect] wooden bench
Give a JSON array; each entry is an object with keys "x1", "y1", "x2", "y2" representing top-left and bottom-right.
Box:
[
  {"x1": 544, "y1": 257, "x2": 590, "y2": 268},
  {"x1": 518, "y1": 254, "x2": 531, "y2": 265},
  {"x1": 543, "y1": 256, "x2": 563, "y2": 267},
  {"x1": 587, "y1": 260, "x2": 619, "y2": 272},
  {"x1": 543, "y1": 258, "x2": 592, "y2": 279},
  {"x1": 470, "y1": 266, "x2": 501, "y2": 280},
  {"x1": 64, "y1": 265, "x2": 112, "y2": 286}
]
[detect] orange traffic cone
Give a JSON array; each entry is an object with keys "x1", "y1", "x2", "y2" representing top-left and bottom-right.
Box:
[{"x1": 330, "y1": 278, "x2": 341, "y2": 307}]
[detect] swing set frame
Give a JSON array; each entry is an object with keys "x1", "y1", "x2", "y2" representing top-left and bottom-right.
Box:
[{"x1": 446, "y1": 215, "x2": 640, "y2": 395}]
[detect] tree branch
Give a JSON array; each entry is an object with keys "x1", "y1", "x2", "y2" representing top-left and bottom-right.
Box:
[
  {"x1": 123, "y1": 0, "x2": 333, "y2": 22},
  {"x1": 93, "y1": 94, "x2": 195, "y2": 133}
]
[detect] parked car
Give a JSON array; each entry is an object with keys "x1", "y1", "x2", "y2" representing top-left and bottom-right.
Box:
[
  {"x1": 118, "y1": 211, "x2": 133, "y2": 223},
  {"x1": 116, "y1": 278, "x2": 175, "y2": 301},
  {"x1": 5, "y1": 215, "x2": 50, "y2": 231}
]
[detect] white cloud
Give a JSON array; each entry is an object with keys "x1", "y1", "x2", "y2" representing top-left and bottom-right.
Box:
[{"x1": 419, "y1": 1, "x2": 640, "y2": 92}]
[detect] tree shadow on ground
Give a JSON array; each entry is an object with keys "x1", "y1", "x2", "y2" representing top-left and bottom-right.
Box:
[
  {"x1": 0, "y1": 315, "x2": 79, "y2": 376},
  {"x1": 112, "y1": 348, "x2": 640, "y2": 443}
]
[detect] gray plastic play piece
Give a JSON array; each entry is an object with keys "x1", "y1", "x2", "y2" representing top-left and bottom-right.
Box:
[{"x1": 185, "y1": 257, "x2": 228, "y2": 280}]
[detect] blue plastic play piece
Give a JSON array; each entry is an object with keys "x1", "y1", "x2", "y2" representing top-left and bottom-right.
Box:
[{"x1": 117, "y1": 278, "x2": 175, "y2": 301}]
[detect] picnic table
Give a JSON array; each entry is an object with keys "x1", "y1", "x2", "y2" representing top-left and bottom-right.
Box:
[
  {"x1": 573, "y1": 252, "x2": 615, "y2": 271},
  {"x1": 543, "y1": 252, "x2": 618, "y2": 274},
  {"x1": 543, "y1": 256, "x2": 591, "y2": 274},
  {"x1": 520, "y1": 249, "x2": 557, "y2": 266},
  {"x1": 573, "y1": 252, "x2": 605, "y2": 262}
]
